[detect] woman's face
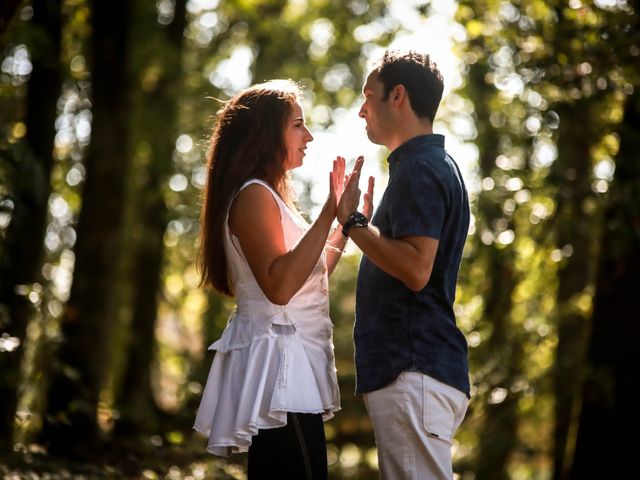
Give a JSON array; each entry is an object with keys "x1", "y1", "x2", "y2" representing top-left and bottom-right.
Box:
[{"x1": 283, "y1": 101, "x2": 314, "y2": 170}]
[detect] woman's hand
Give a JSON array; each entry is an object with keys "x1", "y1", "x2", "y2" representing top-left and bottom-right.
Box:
[
  {"x1": 332, "y1": 156, "x2": 346, "y2": 206},
  {"x1": 323, "y1": 156, "x2": 346, "y2": 218}
]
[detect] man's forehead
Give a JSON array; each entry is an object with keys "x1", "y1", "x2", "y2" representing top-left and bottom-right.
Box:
[{"x1": 363, "y1": 71, "x2": 381, "y2": 92}]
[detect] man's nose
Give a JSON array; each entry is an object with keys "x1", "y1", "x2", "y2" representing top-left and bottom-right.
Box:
[{"x1": 359, "y1": 106, "x2": 366, "y2": 118}]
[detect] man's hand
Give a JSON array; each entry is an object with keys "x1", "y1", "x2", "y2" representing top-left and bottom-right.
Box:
[
  {"x1": 337, "y1": 156, "x2": 362, "y2": 224},
  {"x1": 362, "y1": 175, "x2": 375, "y2": 220},
  {"x1": 337, "y1": 156, "x2": 375, "y2": 224}
]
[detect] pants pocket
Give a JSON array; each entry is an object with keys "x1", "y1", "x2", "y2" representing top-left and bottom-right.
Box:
[{"x1": 422, "y1": 375, "x2": 467, "y2": 442}]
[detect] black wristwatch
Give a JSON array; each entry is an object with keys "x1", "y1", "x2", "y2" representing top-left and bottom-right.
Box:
[{"x1": 342, "y1": 211, "x2": 369, "y2": 237}]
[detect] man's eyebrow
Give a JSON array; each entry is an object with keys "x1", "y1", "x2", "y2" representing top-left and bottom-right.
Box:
[{"x1": 293, "y1": 116, "x2": 304, "y2": 121}]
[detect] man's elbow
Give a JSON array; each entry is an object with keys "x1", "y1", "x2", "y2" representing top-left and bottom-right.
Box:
[{"x1": 404, "y1": 269, "x2": 431, "y2": 292}]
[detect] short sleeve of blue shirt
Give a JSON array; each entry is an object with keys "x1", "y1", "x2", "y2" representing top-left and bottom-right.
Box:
[
  {"x1": 387, "y1": 159, "x2": 447, "y2": 241},
  {"x1": 354, "y1": 134, "x2": 471, "y2": 396}
]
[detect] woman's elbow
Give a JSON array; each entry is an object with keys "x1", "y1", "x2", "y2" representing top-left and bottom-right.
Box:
[
  {"x1": 269, "y1": 297, "x2": 290, "y2": 306},
  {"x1": 264, "y1": 286, "x2": 293, "y2": 306}
]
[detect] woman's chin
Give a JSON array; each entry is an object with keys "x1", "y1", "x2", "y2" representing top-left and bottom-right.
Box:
[{"x1": 286, "y1": 161, "x2": 303, "y2": 171}]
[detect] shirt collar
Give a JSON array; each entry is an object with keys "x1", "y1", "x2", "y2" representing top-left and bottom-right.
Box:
[{"x1": 387, "y1": 134, "x2": 445, "y2": 164}]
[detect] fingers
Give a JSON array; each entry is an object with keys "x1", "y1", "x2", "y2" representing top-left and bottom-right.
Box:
[
  {"x1": 349, "y1": 157, "x2": 364, "y2": 189},
  {"x1": 328, "y1": 171, "x2": 335, "y2": 196},
  {"x1": 345, "y1": 168, "x2": 360, "y2": 192},
  {"x1": 332, "y1": 156, "x2": 346, "y2": 195},
  {"x1": 352, "y1": 155, "x2": 364, "y2": 177},
  {"x1": 331, "y1": 156, "x2": 362, "y2": 205},
  {"x1": 337, "y1": 156, "x2": 345, "y2": 191},
  {"x1": 363, "y1": 176, "x2": 374, "y2": 204},
  {"x1": 362, "y1": 176, "x2": 375, "y2": 219}
]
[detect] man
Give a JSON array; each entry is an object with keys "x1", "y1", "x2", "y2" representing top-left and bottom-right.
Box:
[{"x1": 337, "y1": 50, "x2": 470, "y2": 479}]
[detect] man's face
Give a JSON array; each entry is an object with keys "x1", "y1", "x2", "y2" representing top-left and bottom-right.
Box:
[{"x1": 359, "y1": 72, "x2": 392, "y2": 147}]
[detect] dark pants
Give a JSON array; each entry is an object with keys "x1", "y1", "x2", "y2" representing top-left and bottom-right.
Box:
[{"x1": 247, "y1": 412, "x2": 328, "y2": 480}]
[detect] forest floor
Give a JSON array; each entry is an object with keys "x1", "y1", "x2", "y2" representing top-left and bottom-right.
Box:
[
  {"x1": 0, "y1": 435, "x2": 248, "y2": 480},
  {"x1": 0, "y1": 432, "x2": 377, "y2": 479}
]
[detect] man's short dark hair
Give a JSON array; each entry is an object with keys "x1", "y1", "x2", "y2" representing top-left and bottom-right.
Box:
[{"x1": 373, "y1": 50, "x2": 444, "y2": 123}]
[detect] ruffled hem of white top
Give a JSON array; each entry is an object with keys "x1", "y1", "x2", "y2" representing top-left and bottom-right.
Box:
[
  {"x1": 193, "y1": 178, "x2": 340, "y2": 457},
  {"x1": 193, "y1": 309, "x2": 341, "y2": 457}
]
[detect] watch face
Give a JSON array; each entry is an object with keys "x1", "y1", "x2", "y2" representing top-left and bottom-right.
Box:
[
  {"x1": 351, "y1": 212, "x2": 368, "y2": 226},
  {"x1": 342, "y1": 211, "x2": 368, "y2": 237},
  {"x1": 353, "y1": 212, "x2": 367, "y2": 225}
]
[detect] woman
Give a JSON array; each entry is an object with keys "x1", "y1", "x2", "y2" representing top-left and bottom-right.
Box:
[{"x1": 194, "y1": 79, "x2": 361, "y2": 479}]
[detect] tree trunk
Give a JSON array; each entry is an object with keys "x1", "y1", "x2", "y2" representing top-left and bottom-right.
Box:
[
  {"x1": 569, "y1": 91, "x2": 640, "y2": 480},
  {"x1": 551, "y1": 101, "x2": 599, "y2": 480},
  {"x1": 0, "y1": 0, "x2": 22, "y2": 36},
  {"x1": 466, "y1": 59, "x2": 524, "y2": 480},
  {"x1": 39, "y1": 0, "x2": 131, "y2": 455},
  {"x1": 0, "y1": 0, "x2": 62, "y2": 453},
  {"x1": 114, "y1": 0, "x2": 187, "y2": 436},
  {"x1": 473, "y1": 247, "x2": 521, "y2": 480}
]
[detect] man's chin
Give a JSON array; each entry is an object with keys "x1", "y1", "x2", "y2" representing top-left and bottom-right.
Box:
[{"x1": 366, "y1": 132, "x2": 383, "y2": 145}]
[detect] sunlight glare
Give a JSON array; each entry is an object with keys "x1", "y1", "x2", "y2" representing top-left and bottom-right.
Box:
[
  {"x1": 186, "y1": 0, "x2": 219, "y2": 15},
  {"x1": 208, "y1": 46, "x2": 254, "y2": 95},
  {"x1": 295, "y1": 0, "x2": 476, "y2": 218}
]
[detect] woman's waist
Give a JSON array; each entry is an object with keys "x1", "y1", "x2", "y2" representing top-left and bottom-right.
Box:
[
  {"x1": 210, "y1": 306, "x2": 333, "y2": 353},
  {"x1": 234, "y1": 286, "x2": 329, "y2": 311},
  {"x1": 233, "y1": 301, "x2": 330, "y2": 324}
]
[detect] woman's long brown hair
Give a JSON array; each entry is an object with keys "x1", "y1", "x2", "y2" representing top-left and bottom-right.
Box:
[{"x1": 198, "y1": 80, "x2": 301, "y2": 296}]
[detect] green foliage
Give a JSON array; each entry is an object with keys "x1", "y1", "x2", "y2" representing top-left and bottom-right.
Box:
[
  {"x1": 1, "y1": 0, "x2": 639, "y2": 477},
  {"x1": 454, "y1": 0, "x2": 639, "y2": 477}
]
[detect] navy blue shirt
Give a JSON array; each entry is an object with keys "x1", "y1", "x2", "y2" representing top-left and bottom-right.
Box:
[{"x1": 354, "y1": 134, "x2": 470, "y2": 396}]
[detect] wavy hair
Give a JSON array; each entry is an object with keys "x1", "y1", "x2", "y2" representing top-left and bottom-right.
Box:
[{"x1": 198, "y1": 80, "x2": 302, "y2": 295}]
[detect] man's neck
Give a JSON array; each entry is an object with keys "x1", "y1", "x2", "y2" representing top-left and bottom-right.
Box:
[{"x1": 386, "y1": 122, "x2": 433, "y2": 152}]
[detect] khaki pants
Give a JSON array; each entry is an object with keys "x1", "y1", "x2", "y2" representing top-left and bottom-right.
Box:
[{"x1": 363, "y1": 372, "x2": 469, "y2": 480}]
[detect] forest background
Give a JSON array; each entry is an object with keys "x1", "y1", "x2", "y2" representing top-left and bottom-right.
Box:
[{"x1": 1, "y1": 0, "x2": 638, "y2": 479}]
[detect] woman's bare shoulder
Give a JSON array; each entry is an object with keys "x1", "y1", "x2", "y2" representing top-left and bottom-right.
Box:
[{"x1": 228, "y1": 183, "x2": 281, "y2": 236}]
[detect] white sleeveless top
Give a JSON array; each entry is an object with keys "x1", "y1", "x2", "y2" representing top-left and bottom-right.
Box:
[{"x1": 193, "y1": 179, "x2": 340, "y2": 457}]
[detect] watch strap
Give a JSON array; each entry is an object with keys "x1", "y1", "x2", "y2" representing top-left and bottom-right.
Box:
[{"x1": 342, "y1": 211, "x2": 368, "y2": 237}]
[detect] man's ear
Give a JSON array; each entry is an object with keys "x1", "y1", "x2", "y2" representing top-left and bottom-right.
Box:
[{"x1": 391, "y1": 84, "x2": 406, "y2": 105}]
